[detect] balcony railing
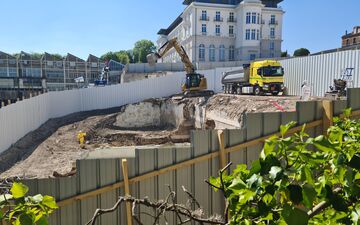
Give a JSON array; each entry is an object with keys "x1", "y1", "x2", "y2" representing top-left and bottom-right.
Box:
[
  {"x1": 201, "y1": 32, "x2": 207, "y2": 36},
  {"x1": 229, "y1": 33, "x2": 236, "y2": 38},
  {"x1": 227, "y1": 18, "x2": 237, "y2": 23},
  {"x1": 200, "y1": 16, "x2": 209, "y2": 21},
  {"x1": 269, "y1": 21, "x2": 279, "y2": 25},
  {"x1": 214, "y1": 17, "x2": 223, "y2": 22},
  {"x1": 215, "y1": 32, "x2": 221, "y2": 36}
]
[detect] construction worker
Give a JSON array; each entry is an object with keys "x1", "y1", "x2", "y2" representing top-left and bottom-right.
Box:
[
  {"x1": 77, "y1": 131, "x2": 87, "y2": 149},
  {"x1": 301, "y1": 80, "x2": 311, "y2": 101}
]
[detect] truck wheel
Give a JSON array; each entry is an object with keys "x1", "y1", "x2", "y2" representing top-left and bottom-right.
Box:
[
  {"x1": 254, "y1": 86, "x2": 261, "y2": 96},
  {"x1": 236, "y1": 87, "x2": 242, "y2": 95}
]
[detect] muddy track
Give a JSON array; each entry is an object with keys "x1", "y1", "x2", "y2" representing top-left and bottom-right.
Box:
[{"x1": 0, "y1": 106, "x2": 123, "y2": 174}]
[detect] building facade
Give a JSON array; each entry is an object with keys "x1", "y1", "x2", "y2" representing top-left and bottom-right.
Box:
[
  {"x1": 342, "y1": 26, "x2": 360, "y2": 48},
  {"x1": 0, "y1": 51, "x2": 124, "y2": 92},
  {"x1": 157, "y1": 0, "x2": 284, "y2": 63}
]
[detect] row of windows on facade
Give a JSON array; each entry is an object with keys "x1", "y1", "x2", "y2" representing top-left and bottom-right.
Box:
[
  {"x1": 201, "y1": 10, "x2": 277, "y2": 25},
  {"x1": 198, "y1": 43, "x2": 275, "y2": 61},
  {"x1": 199, "y1": 44, "x2": 234, "y2": 61},
  {"x1": 0, "y1": 67, "x2": 104, "y2": 78},
  {"x1": 201, "y1": 24, "x2": 276, "y2": 39},
  {"x1": 0, "y1": 59, "x2": 104, "y2": 68},
  {"x1": 345, "y1": 38, "x2": 358, "y2": 46}
]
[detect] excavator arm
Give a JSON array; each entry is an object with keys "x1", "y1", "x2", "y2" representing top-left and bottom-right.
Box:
[{"x1": 147, "y1": 38, "x2": 195, "y2": 74}]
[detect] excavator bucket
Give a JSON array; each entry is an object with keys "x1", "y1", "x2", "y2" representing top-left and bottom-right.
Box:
[{"x1": 147, "y1": 53, "x2": 158, "y2": 66}]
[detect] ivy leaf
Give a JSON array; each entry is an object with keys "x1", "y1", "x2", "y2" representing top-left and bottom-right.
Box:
[
  {"x1": 269, "y1": 166, "x2": 283, "y2": 180},
  {"x1": 238, "y1": 189, "x2": 255, "y2": 205},
  {"x1": 313, "y1": 136, "x2": 335, "y2": 153},
  {"x1": 208, "y1": 176, "x2": 221, "y2": 191},
  {"x1": 42, "y1": 196, "x2": 58, "y2": 209},
  {"x1": 0, "y1": 194, "x2": 13, "y2": 204},
  {"x1": 263, "y1": 193, "x2": 273, "y2": 205},
  {"x1": 301, "y1": 166, "x2": 314, "y2": 185},
  {"x1": 36, "y1": 216, "x2": 48, "y2": 225},
  {"x1": 287, "y1": 185, "x2": 303, "y2": 205},
  {"x1": 228, "y1": 177, "x2": 247, "y2": 193},
  {"x1": 247, "y1": 174, "x2": 262, "y2": 189},
  {"x1": 263, "y1": 136, "x2": 278, "y2": 156},
  {"x1": 343, "y1": 108, "x2": 352, "y2": 118},
  {"x1": 249, "y1": 160, "x2": 261, "y2": 176},
  {"x1": 19, "y1": 213, "x2": 34, "y2": 225},
  {"x1": 11, "y1": 182, "x2": 29, "y2": 199},
  {"x1": 351, "y1": 205, "x2": 360, "y2": 224},
  {"x1": 281, "y1": 204, "x2": 309, "y2": 225},
  {"x1": 30, "y1": 194, "x2": 44, "y2": 204},
  {"x1": 280, "y1": 122, "x2": 296, "y2": 137},
  {"x1": 0, "y1": 210, "x2": 3, "y2": 220},
  {"x1": 302, "y1": 184, "x2": 317, "y2": 208}
]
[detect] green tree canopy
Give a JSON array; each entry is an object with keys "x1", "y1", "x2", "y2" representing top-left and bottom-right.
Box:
[
  {"x1": 281, "y1": 51, "x2": 289, "y2": 57},
  {"x1": 294, "y1": 48, "x2": 310, "y2": 57},
  {"x1": 132, "y1": 40, "x2": 156, "y2": 63},
  {"x1": 100, "y1": 51, "x2": 131, "y2": 65}
]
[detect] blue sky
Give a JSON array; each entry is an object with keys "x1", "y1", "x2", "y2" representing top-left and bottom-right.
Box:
[{"x1": 0, "y1": 0, "x2": 359, "y2": 59}]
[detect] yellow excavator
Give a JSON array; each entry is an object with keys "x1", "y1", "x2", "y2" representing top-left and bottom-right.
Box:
[{"x1": 147, "y1": 38, "x2": 214, "y2": 97}]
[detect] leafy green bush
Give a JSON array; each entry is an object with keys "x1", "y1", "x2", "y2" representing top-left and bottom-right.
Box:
[
  {"x1": 0, "y1": 182, "x2": 57, "y2": 225},
  {"x1": 209, "y1": 109, "x2": 360, "y2": 225}
]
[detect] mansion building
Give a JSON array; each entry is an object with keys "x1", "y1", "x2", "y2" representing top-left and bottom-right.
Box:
[{"x1": 157, "y1": 0, "x2": 284, "y2": 63}]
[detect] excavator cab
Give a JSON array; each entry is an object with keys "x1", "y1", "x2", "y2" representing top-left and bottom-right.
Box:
[{"x1": 181, "y1": 73, "x2": 211, "y2": 97}]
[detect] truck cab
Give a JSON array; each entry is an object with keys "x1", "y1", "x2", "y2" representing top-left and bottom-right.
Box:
[{"x1": 250, "y1": 60, "x2": 285, "y2": 95}]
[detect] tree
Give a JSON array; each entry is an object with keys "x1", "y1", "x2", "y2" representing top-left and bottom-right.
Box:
[
  {"x1": 100, "y1": 51, "x2": 119, "y2": 62},
  {"x1": 281, "y1": 51, "x2": 289, "y2": 57},
  {"x1": 0, "y1": 182, "x2": 58, "y2": 224},
  {"x1": 89, "y1": 110, "x2": 360, "y2": 225},
  {"x1": 132, "y1": 40, "x2": 156, "y2": 63},
  {"x1": 294, "y1": 48, "x2": 310, "y2": 57},
  {"x1": 115, "y1": 51, "x2": 130, "y2": 65}
]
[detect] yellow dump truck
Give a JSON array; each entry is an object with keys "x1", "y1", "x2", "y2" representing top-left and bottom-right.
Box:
[{"x1": 222, "y1": 60, "x2": 285, "y2": 96}]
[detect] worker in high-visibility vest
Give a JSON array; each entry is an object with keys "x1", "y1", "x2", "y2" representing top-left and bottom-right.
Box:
[{"x1": 77, "y1": 131, "x2": 87, "y2": 149}]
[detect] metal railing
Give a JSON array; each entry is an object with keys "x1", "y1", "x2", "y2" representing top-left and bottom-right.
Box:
[
  {"x1": 214, "y1": 17, "x2": 223, "y2": 22},
  {"x1": 199, "y1": 16, "x2": 209, "y2": 21},
  {"x1": 269, "y1": 20, "x2": 278, "y2": 25},
  {"x1": 227, "y1": 18, "x2": 237, "y2": 23}
]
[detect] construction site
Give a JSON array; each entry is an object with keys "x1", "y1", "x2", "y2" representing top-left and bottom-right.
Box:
[
  {"x1": 0, "y1": 94, "x2": 301, "y2": 179},
  {"x1": 0, "y1": 32, "x2": 359, "y2": 224}
]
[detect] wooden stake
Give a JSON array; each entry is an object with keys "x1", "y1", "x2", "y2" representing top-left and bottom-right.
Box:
[
  {"x1": 121, "y1": 159, "x2": 133, "y2": 225},
  {"x1": 322, "y1": 100, "x2": 333, "y2": 136},
  {"x1": 217, "y1": 130, "x2": 227, "y2": 170}
]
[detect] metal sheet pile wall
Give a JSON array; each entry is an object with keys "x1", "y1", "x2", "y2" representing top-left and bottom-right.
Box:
[{"x1": 280, "y1": 50, "x2": 360, "y2": 97}]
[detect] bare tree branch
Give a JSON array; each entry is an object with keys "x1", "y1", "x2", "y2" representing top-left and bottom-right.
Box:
[{"x1": 86, "y1": 194, "x2": 225, "y2": 225}]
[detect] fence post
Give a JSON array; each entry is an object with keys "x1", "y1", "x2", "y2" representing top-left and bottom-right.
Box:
[
  {"x1": 121, "y1": 159, "x2": 133, "y2": 225},
  {"x1": 1, "y1": 101, "x2": 4, "y2": 107},
  {"x1": 7, "y1": 100, "x2": 11, "y2": 105},
  {"x1": 217, "y1": 130, "x2": 227, "y2": 169},
  {"x1": 322, "y1": 100, "x2": 333, "y2": 136}
]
